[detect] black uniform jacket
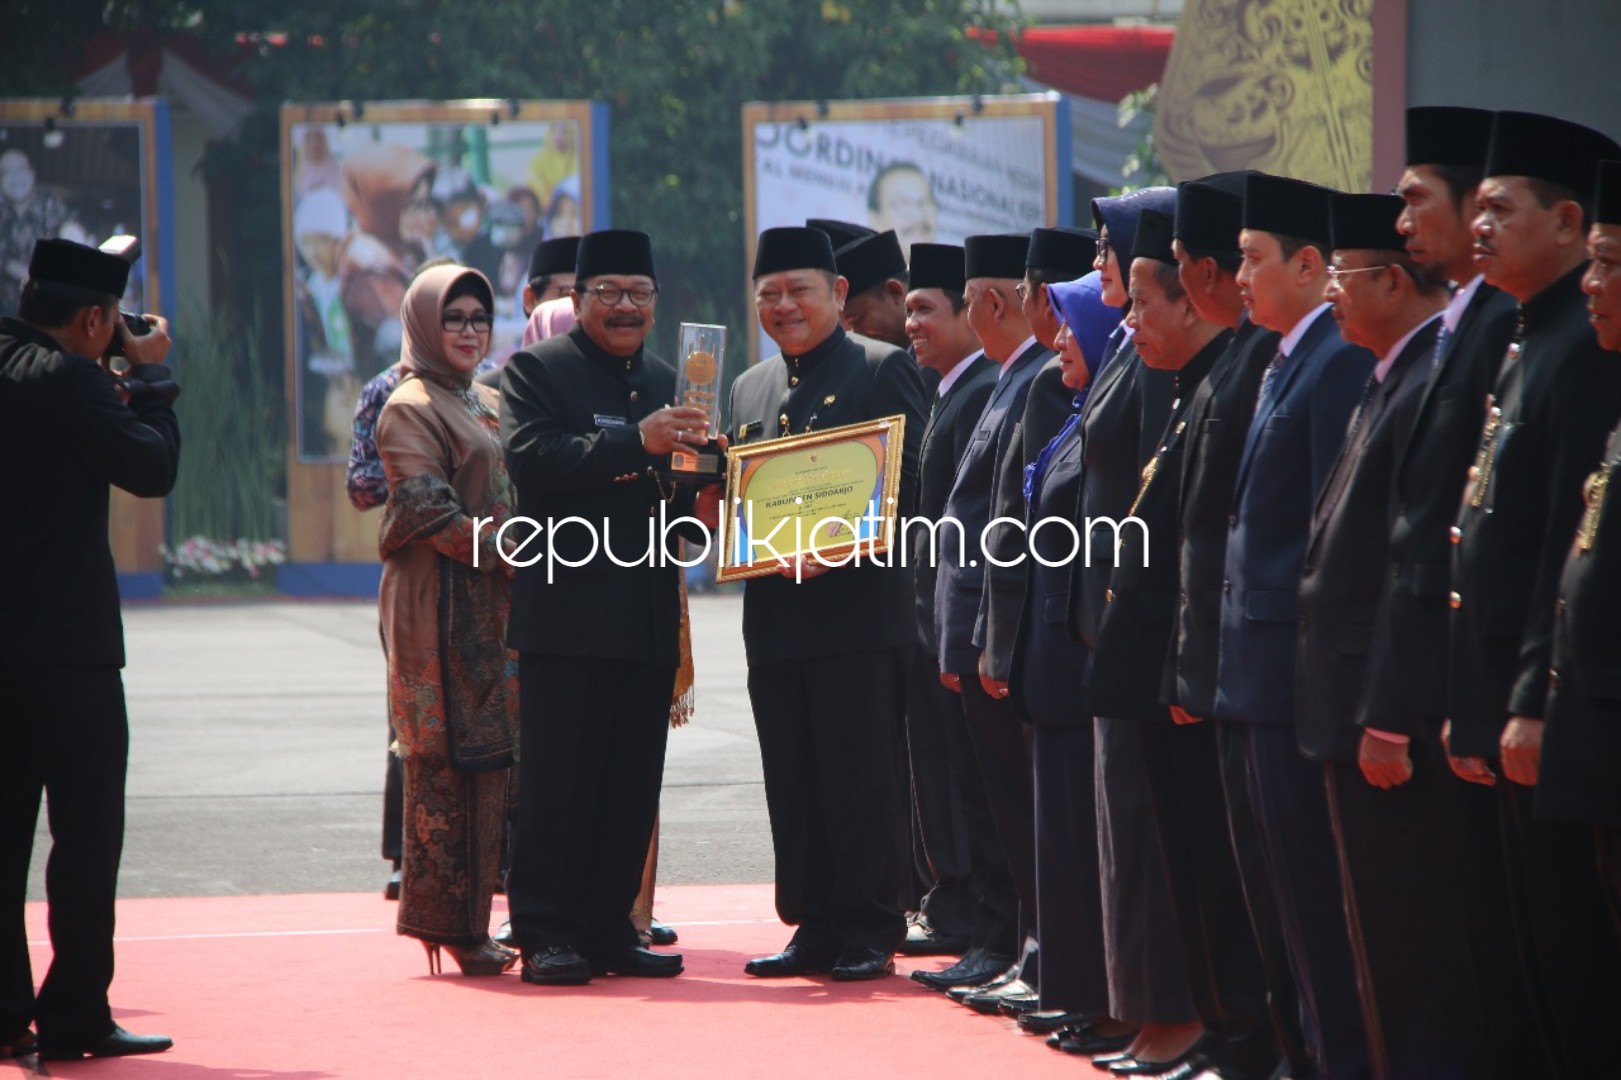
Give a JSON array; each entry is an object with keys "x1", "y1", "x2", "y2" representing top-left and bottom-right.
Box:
[
  {"x1": 727, "y1": 326, "x2": 928, "y2": 666},
  {"x1": 980, "y1": 356, "x2": 1073, "y2": 681},
  {"x1": 1358, "y1": 282, "x2": 1516, "y2": 739},
  {"x1": 1161, "y1": 319, "x2": 1279, "y2": 716},
  {"x1": 1090, "y1": 332, "x2": 1226, "y2": 719},
  {"x1": 1296, "y1": 318, "x2": 1439, "y2": 761},
  {"x1": 0, "y1": 318, "x2": 180, "y2": 667},
  {"x1": 1538, "y1": 423, "x2": 1621, "y2": 828},
  {"x1": 912, "y1": 354, "x2": 996, "y2": 661},
  {"x1": 934, "y1": 338, "x2": 1052, "y2": 675},
  {"x1": 1449, "y1": 266, "x2": 1621, "y2": 756},
  {"x1": 1066, "y1": 341, "x2": 1149, "y2": 650},
  {"x1": 500, "y1": 325, "x2": 698, "y2": 668}
]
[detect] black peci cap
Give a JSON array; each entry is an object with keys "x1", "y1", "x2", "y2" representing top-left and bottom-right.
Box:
[
  {"x1": 27, "y1": 238, "x2": 131, "y2": 297},
  {"x1": 835, "y1": 230, "x2": 907, "y2": 297},
  {"x1": 1485, "y1": 111, "x2": 1621, "y2": 194},
  {"x1": 527, "y1": 236, "x2": 581, "y2": 282},
  {"x1": 1242, "y1": 173, "x2": 1336, "y2": 248},
  {"x1": 1174, "y1": 181, "x2": 1242, "y2": 254},
  {"x1": 1026, "y1": 226, "x2": 1099, "y2": 279},
  {"x1": 908, "y1": 243, "x2": 966, "y2": 295},
  {"x1": 1405, "y1": 106, "x2": 1495, "y2": 169},
  {"x1": 754, "y1": 226, "x2": 837, "y2": 278},
  {"x1": 575, "y1": 229, "x2": 656, "y2": 281},
  {"x1": 1130, "y1": 209, "x2": 1177, "y2": 265},
  {"x1": 964, "y1": 233, "x2": 1031, "y2": 281},
  {"x1": 1329, "y1": 193, "x2": 1407, "y2": 252},
  {"x1": 806, "y1": 218, "x2": 876, "y2": 252}
]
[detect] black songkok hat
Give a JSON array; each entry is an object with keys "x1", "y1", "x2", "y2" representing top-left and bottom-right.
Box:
[
  {"x1": 527, "y1": 236, "x2": 580, "y2": 283},
  {"x1": 1130, "y1": 209, "x2": 1177, "y2": 265},
  {"x1": 908, "y1": 243, "x2": 966, "y2": 296},
  {"x1": 1026, "y1": 227, "x2": 1099, "y2": 279},
  {"x1": 836, "y1": 230, "x2": 907, "y2": 297},
  {"x1": 27, "y1": 238, "x2": 130, "y2": 297},
  {"x1": 753, "y1": 226, "x2": 836, "y2": 278},
  {"x1": 575, "y1": 229, "x2": 657, "y2": 281},
  {"x1": 1242, "y1": 173, "x2": 1336, "y2": 248},
  {"x1": 964, "y1": 233, "x2": 1030, "y2": 281},
  {"x1": 1485, "y1": 111, "x2": 1621, "y2": 194},
  {"x1": 1330, "y1": 193, "x2": 1407, "y2": 252},
  {"x1": 1597, "y1": 161, "x2": 1621, "y2": 227},
  {"x1": 1405, "y1": 106, "x2": 1495, "y2": 168},
  {"x1": 1175, "y1": 181, "x2": 1242, "y2": 253},
  {"x1": 807, "y1": 218, "x2": 876, "y2": 251}
]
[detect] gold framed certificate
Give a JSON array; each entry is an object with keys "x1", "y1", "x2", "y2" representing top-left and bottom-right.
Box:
[{"x1": 717, "y1": 415, "x2": 907, "y2": 583}]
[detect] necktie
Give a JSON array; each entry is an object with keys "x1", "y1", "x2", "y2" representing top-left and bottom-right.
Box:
[
  {"x1": 1255, "y1": 350, "x2": 1285, "y2": 414},
  {"x1": 1431, "y1": 324, "x2": 1452, "y2": 371}
]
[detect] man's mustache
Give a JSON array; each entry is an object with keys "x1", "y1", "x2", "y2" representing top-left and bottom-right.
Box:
[{"x1": 606, "y1": 314, "x2": 645, "y2": 327}]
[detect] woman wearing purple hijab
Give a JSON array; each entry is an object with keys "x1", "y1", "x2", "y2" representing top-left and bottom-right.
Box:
[{"x1": 1004, "y1": 268, "x2": 1130, "y2": 1039}]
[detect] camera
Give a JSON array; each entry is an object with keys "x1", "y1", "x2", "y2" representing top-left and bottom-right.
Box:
[{"x1": 97, "y1": 235, "x2": 151, "y2": 359}]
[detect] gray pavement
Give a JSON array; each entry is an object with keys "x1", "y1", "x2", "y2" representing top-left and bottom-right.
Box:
[{"x1": 27, "y1": 593, "x2": 775, "y2": 900}]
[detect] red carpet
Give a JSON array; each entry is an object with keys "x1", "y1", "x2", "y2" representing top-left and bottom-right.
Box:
[{"x1": 19, "y1": 884, "x2": 1108, "y2": 1078}]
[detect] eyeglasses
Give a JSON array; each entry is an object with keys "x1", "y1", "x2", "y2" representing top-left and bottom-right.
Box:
[
  {"x1": 578, "y1": 283, "x2": 659, "y2": 307},
  {"x1": 1014, "y1": 282, "x2": 1044, "y2": 302},
  {"x1": 1096, "y1": 236, "x2": 1112, "y2": 260},
  {"x1": 441, "y1": 311, "x2": 493, "y2": 333},
  {"x1": 1325, "y1": 265, "x2": 1390, "y2": 282}
]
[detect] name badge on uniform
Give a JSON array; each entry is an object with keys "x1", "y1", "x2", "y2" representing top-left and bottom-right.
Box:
[
  {"x1": 594, "y1": 414, "x2": 629, "y2": 428},
  {"x1": 738, "y1": 420, "x2": 763, "y2": 440}
]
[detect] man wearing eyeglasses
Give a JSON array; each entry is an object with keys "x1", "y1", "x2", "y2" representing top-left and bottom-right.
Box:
[
  {"x1": 1301, "y1": 194, "x2": 1478, "y2": 1077},
  {"x1": 500, "y1": 229, "x2": 719, "y2": 987},
  {"x1": 730, "y1": 226, "x2": 927, "y2": 982}
]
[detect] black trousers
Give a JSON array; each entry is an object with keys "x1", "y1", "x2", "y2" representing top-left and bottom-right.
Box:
[
  {"x1": 507, "y1": 654, "x2": 673, "y2": 958},
  {"x1": 1324, "y1": 739, "x2": 1492, "y2": 1080},
  {"x1": 1095, "y1": 715, "x2": 1194, "y2": 1024},
  {"x1": 1137, "y1": 716, "x2": 1271, "y2": 1047},
  {"x1": 905, "y1": 652, "x2": 1014, "y2": 946},
  {"x1": 957, "y1": 676, "x2": 1038, "y2": 964},
  {"x1": 1500, "y1": 781, "x2": 1621, "y2": 1077},
  {"x1": 1032, "y1": 722, "x2": 1108, "y2": 1014},
  {"x1": 749, "y1": 649, "x2": 909, "y2": 954},
  {"x1": 1231, "y1": 723, "x2": 1367, "y2": 1079},
  {"x1": 0, "y1": 666, "x2": 128, "y2": 1045},
  {"x1": 1603, "y1": 826, "x2": 1621, "y2": 947}
]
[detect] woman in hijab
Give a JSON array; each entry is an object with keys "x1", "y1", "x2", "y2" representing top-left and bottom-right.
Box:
[
  {"x1": 1005, "y1": 269, "x2": 1138, "y2": 1043},
  {"x1": 376, "y1": 264, "x2": 519, "y2": 976}
]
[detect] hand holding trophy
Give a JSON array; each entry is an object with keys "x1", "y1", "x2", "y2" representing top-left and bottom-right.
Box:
[{"x1": 659, "y1": 322, "x2": 728, "y2": 485}]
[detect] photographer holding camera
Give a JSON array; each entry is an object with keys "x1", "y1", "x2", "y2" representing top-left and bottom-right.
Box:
[{"x1": 0, "y1": 238, "x2": 179, "y2": 1061}]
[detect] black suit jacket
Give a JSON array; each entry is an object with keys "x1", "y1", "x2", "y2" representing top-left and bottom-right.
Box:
[
  {"x1": 500, "y1": 326, "x2": 697, "y2": 667},
  {"x1": 1161, "y1": 319, "x2": 1278, "y2": 716},
  {"x1": 935, "y1": 338, "x2": 1052, "y2": 675},
  {"x1": 1090, "y1": 333, "x2": 1226, "y2": 719},
  {"x1": 0, "y1": 318, "x2": 181, "y2": 668},
  {"x1": 1358, "y1": 282, "x2": 1517, "y2": 738},
  {"x1": 1449, "y1": 266, "x2": 1621, "y2": 755},
  {"x1": 1296, "y1": 318, "x2": 1439, "y2": 761},
  {"x1": 1066, "y1": 342, "x2": 1150, "y2": 649},
  {"x1": 727, "y1": 326, "x2": 928, "y2": 666},
  {"x1": 913, "y1": 354, "x2": 996, "y2": 660},
  {"x1": 1538, "y1": 424, "x2": 1621, "y2": 828},
  {"x1": 979, "y1": 356, "x2": 1072, "y2": 680}
]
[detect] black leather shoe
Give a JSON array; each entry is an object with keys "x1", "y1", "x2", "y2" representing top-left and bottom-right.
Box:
[
  {"x1": 898, "y1": 917, "x2": 969, "y2": 957},
  {"x1": 911, "y1": 947, "x2": 1014, "y2": 991},
  {"x1": 38, "y1": 1025, "x2": 172, "y2": 1060},
  {"x1": 1018, "y1": 1010, "x2": 1094, "y2": 1035},
  {"x1": 493, "y1": 920, "x2": 516, "y2": 947},
  {"x1": 521, "y1": 945, "x2": 593, "y2": 986},
  {"x1": 2, "y1": 1028, "x2": 37, "y2": 1059},
  {"x1": 593, "y1": 946, "x2": 683, "y2": 978},
  {"x1": 384, "y1": 868, "x2": 401, "y2": 900},
  {"x1": 947, "y1": 962, "x2": 1020, "y2": 1001},
  {"x1": 1109, "y1": 1033, "x2": 1215, "y2": 1076},
  {"x1": 1055, "y1": 1028, "x2": 1138, "y2": 1056},
  {"x1": 961, "y1": 978, "x2": 1035, "y2": 1014},
  {"x1": 649, "y1": 921, "x2": 679, "y2": 946},
  {"x1": 744, "y1": 945, "x2": 836, "y2": 978},
  {"x1": 995, "y1": 992, "x2": 1043, "y2": 1016},
  {"x1": 830, "y1": 947, "x2": 895, "y2": 981}
]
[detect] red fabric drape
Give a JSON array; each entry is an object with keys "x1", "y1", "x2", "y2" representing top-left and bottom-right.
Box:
[{"x1": 975, "y1": 25, "x2": 1175, "y2": 103}]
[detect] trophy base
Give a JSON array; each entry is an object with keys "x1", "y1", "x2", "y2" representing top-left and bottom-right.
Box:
[{"x1": 660, "y1": 440, "x2": 727, "y2": 486}]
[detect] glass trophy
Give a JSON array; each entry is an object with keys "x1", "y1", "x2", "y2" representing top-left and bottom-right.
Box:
[{"x1": 661, "y1": 322, "x2": 728, "y2": 485}]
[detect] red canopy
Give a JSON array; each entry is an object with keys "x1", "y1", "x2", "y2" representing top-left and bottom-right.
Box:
[{"x1": 976, "y1": 25, "x2": 1175, "y2": 103}]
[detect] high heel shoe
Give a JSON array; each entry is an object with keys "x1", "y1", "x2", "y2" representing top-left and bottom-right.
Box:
[{"x1": 422, "y1": 938, "x2": 519, "y2": 976}]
